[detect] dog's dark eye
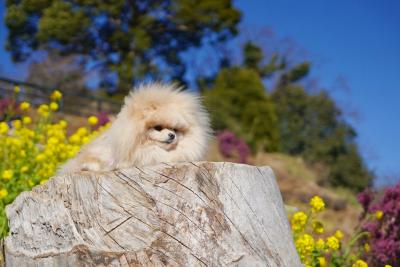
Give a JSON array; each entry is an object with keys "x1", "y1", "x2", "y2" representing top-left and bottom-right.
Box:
[
  {"x1": 173, "y1": 128, "x2": 178, "y2": 133},
  {"x1": 154, "y1": 125, "x2": 162, "y2": 131}
]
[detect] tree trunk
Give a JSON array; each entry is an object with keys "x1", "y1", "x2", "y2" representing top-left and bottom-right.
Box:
[{"x1": 4, "y1": 162, "x2": 301, "y2": 266}]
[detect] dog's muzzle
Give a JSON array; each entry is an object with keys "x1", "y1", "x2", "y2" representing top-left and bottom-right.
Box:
[{"x1": 164, "y1": 133, "x2": 175, "y2": 144}]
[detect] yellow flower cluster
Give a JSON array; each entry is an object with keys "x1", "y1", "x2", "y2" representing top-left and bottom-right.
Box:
[
  {"x1": 50, "y1": 90, "x2": 62, "y2": 101},
  {"x1": 88, "y1": 116, "x2": 98, "y2": 126},
  {"x1": 352, "y1": 259, "x2": 368, "y2": 267},
  {"x1": 38, "y1": 104, "x2": 50, "y2": 117},
  {"x1": 318, "y1": 256, "x2": 326, "y2": 266},
  {"x1": 2, "y1": 170, "x2": 13, "y2": 180},
  {"x1": 312, "y1": 220, "x2": 324, "y2": 234},
  {"x1": 335, "y1": 230, "x2": 344, "y2": 240},
  {"x1": 310, "y1": 195, "x2": 325, "y2": 213},
  {"x1": 290, "y1": 195, "x2": 367, "y2": 266},
  {"x1": 0, "y1": 189, "x2": 8, "y2": 199},
  {"x1": 316, "y1": 238, "x2": 325, "y2": 250},
  {"x1": 0, "y1": 90, "x2": 109, "y2": 237},
  {"x1": 291, "y1": 211, "x2": 308, "y2": 233},
  {"x1": 375, "y1": 210, "x2": 383, "y2": 220},
  {"x1": 0, "y1": 122, "x2": 8, "y2": 134},
  {"x1": 364, "y1": 243, "x2": 370, "y2": 253},
  {"x1": 326, "y1": 236, "x2": 340, "y2": 251},
  {"x1": 20, "y1": 102, "x2": 30, "y2": 110},
  {"x1": 295, "y1": 234, "x2": 315, "y2": 262}
]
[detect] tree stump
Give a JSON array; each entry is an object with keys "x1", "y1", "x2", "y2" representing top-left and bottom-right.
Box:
[{"x1": 4, "y1": 162, "x2": 301, "y2": 266}]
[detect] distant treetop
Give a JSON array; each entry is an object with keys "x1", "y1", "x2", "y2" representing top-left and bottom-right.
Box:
[{"x1": 5, "y1": 0, "x2": 241, "y2": 93}]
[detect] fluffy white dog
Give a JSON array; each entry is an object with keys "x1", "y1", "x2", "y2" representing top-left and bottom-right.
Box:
[{"x1": 58, "y1": 83, "x2": 211, "y2": 174}]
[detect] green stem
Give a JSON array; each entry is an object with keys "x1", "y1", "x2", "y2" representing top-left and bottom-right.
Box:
[{"x1": 343, "y1": 231, "x2": 369, "y2": 259}]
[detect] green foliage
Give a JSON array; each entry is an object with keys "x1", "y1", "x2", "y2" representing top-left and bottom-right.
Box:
[
  {"x1": 272, "y1": 86, "x2": 372, "y2": 190},
  {"x1": 279, "y1": 62, "x2": 310, "y2": 85},
  {"x1": 5, "y1": 0, "x2": 241, "y2": 92},
  {"x1": 203, "y1": 41, "x2": 372, "y2": 190},
  {"x1": 4, "y1": 2, "x2": 373, "y2": 191},
  {"x1": 243, "y1": 41, "x2": 285, "y2": 78},
  {"x1": 203, "y1": 67, "x2": 280, "y2": 152},
  {"x1": 243, "y1": 42, "x2": 263, "y2": 70},
  {"x1": 37, "y1": 2, "x2": 89, "y2": 44}
]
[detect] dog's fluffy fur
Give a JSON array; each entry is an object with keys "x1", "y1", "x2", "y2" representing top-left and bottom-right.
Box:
[{"x1": 58, "y1": 83, "x2": 211, "y2": 174}]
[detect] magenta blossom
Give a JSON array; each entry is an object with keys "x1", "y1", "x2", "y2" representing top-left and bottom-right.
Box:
[
  {"x1": 217, "y1": 130, "x2": 251, "y2": 164},
  {"x1": 359, "y1": 182, "x2": 400, "y2": 266}
]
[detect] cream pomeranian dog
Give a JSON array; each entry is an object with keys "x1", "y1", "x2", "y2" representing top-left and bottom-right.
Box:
[{"x1": 58, "y1": 83, "x2": 211, "y2": 174}]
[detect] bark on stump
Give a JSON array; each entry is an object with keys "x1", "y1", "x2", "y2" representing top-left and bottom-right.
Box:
[{"x1": 4, "y1": 162, "x2": 301, "y2": 266}]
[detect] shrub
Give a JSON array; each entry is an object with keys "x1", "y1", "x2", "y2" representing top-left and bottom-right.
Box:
[
  {"x1": 272, "y1": 86, "x2": 373, "y2": 191},
  {"x1": 203, "y1": 67, "x2": 280, "y2": 152},
  {"x1": 0, "y1": 97, "x2": 17, "y2": 119},
  {"x1": 0, "y1": 87, "x2": 108, "y2": 237},
  {"x1": 357, "y1": 184, "x2": 400, "y2": 267},
  {"x1": 217, "y1": 130, "x2": 251, "y2": 163}
]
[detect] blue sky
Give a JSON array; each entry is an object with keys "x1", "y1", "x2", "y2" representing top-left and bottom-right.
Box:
[
  {"x1": 235, "y1": 0, "x2": 400, "y2": 186},
  {"x1": 1, "y1": 1, "x2": 399, "y2": 186}
]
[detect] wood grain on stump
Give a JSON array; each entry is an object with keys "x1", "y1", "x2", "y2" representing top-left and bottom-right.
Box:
[{"x1": 4, "y1": 162, "x2": 301, "y2": 267}]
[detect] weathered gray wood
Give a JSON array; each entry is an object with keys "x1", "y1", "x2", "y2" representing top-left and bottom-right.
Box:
[{"x1": 4, "y1": 162, "x2": 301, "y2": 267}]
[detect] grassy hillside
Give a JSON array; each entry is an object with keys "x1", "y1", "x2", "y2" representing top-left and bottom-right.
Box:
[{"x1": 206, "y1": 140, "x2": 361, "y2": 238}]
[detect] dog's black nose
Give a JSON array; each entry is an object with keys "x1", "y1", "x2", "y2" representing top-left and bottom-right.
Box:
[{"x1": 168, "y1": 133, "x2": 175, "y2": 140}]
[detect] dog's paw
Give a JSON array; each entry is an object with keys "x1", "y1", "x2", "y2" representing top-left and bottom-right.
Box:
[{"x1": 81, "y1": 159, "x2": 102, "y2": 172}]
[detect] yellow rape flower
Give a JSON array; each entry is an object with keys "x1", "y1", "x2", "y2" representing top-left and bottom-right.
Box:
[
  {"x1": 310, "y1": 196, "x2": 325, "y2": 213},
  {"x1": 22, "y1": 116, "x2": 32, "y2": 124},
  {"x1": 40, "y1": 179, "x2": 48, "y2": 185},
  {"x1": 47, "y1": 137, "x2": 59, "y2": 145},
  {"x1": 76, "y1": 127, "x2": 88, "y2": 136},
  {"x1": 312, "y1": 220, "x2": 324, "y2": 234},
  {"x1": 14, "y1": 85, "x2": 20, "y2": 93},
  {"x1": 88, "y1": 116, "x2": 98, "y2": 126},
  {"x1": 335, "y1": 230, "x2": 344, "y2": 240},
  {"x1": 291, "y1": 211, "x2": 308, "y2": 232},
  {"x1": 364, "y1": 243, "x2": 370, "y2": 253},
  {"x1": 0, "y1": 122, "x2": 9, "y2": 134},
  {"x1": 375, "y1": 210, "x2": 383, "y2": 220},
  {"x1": 69, "y1": 134, "x2": 81, "y2": 144},
  {"x1": 20, "y1": 166, "x2": 29, "y2": 173},
  {"x1": 50, "y1": 90, "x2": 62, "y2": 101},
  {"x1": 38, "y1": 104, "x2": 50, "y2": 117},
  {"x1": 50, "y1": 102, "x2": 59, "y2": 111},
  {"x1": 59, "y1": 120, "x2": 67, "y2": 128},
  {"x1": 352, "y1": 259, "x2": 368, "y2": 267},
  {"x1": 0, "y1": 91, "x2": 112, "y2": 239},
  {"x1": 12, "y1": 120, "x2": 21, "y2": 130},
  {"x1": 36, "y1": 154, "x2": 45, "y2": 162},
  {"x1": 2, "y1": 170, "x2": 13, "y2": 180},
  {"x1": 0, "y1": 188, "x2": 8, "y2": 199},
  {"x1": 82, "y1": 136, "x2": 90, "y2": 144},
  {"x1": 28, "y1": 179, "x2": 34, "y2": 187},
  {"x1": 19, "y1": 101, "x2": 30, "y2": 110},
  {"x1": 295, "y1": 234, "x2": 315, "y2": 259},
  {"x1": 44, "y1": 149, "x2": 53, "y2": 157},
  {"x1": 326, "y1": 236, "x2": 340, "y2": 251},
  {"x1": 316, "y1": 238, "x2": 325, "y2": 250},
  {"x1": 318, "y1": 257, "x2": 326, "y2": 267},
  {"x1": 10, "y1": 138, "x2": 22, "y2": 146},
  {"x1": 385, "y1": 265, "x2": 392, "y2": 267}
]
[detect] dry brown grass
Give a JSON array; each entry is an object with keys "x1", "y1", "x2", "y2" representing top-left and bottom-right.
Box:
[{"x1": 206, "y1": 141, "x2": 361, "y2": 238}]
